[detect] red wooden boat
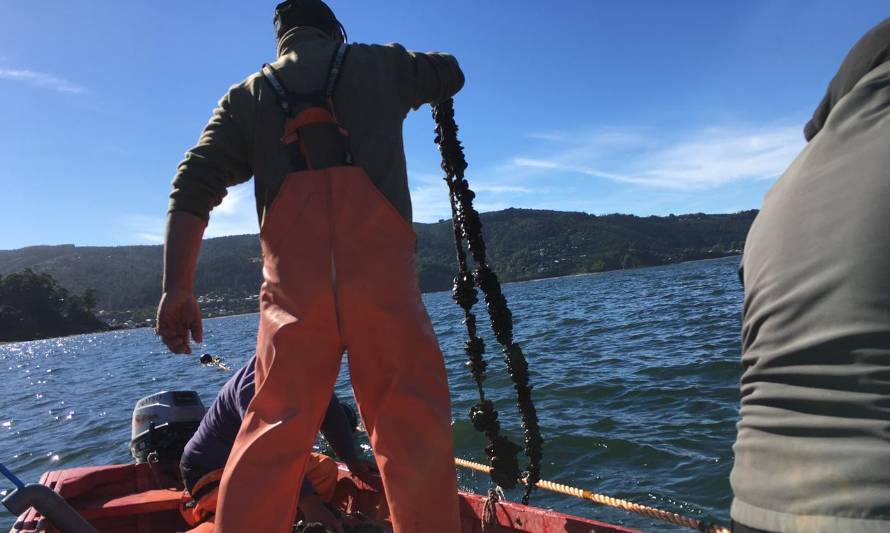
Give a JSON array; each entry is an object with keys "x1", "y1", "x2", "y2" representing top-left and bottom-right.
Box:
[{"x1": 8, "y1": 461, "x2": 640, "y2": 533}]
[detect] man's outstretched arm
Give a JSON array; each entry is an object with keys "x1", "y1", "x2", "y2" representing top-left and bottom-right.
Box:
[
  {"x1": 156, "y1": 211, "x2": 207, "y2": 354},
  {"x1": 390, "y1": 46, "x2": 464, "y2": 110}
]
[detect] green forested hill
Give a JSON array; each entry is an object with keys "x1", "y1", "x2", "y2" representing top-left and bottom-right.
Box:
[
  {"x1": 0, "y1": 209, "x2": 755, "y2": 315},
  {"x1": 0, "y1": 270, "x2": 107, "y2": 341}
]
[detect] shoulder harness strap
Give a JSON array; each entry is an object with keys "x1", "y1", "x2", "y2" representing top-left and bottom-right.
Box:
[
  {"x1": 261, "y1": 63, "x2": 293, "y2": 117},
  {"x1": 261, "y1": 42, "x2": 349, "y2": 118},
  {"x1": 260, "y1": 43, "x2": 353, "y2": 171},
  {"x1": 325, "y1": 42, "x2": 349, "y2": 102}
]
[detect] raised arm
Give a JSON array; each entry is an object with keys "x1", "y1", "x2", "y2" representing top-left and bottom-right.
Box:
[
  {"x1": 386, "y1": 44, "x2": 464, "y2": 111},
  {"x1": 407, "y1": 50, "x2": 465, "y2": 108}
]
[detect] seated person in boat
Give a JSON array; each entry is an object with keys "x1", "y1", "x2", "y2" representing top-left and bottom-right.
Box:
[
  {"x1": 180, "y1": 354, "x2": 375, "y2": 532},
  {"x1": 730, "y1": 17, "x2": 890, "y2": 533}
]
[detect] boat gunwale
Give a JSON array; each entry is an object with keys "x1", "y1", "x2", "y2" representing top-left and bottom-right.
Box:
[{"x1": 9, "y1": 463, "x2": 641, "y2": 533}]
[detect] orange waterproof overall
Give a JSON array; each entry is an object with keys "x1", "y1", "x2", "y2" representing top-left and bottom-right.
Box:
[{"x1": 215, "y1": 44, "x2": 460, "y2": 533}]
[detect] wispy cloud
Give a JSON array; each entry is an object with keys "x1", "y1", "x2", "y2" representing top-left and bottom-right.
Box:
[
  {"x1": 408, "y1": 171, "x2": 450, "y2": 222},
  {"x1": 409, "y1": 183, "x2": 452, "y2": 223},
  {"x1": 527, "y1": 130, "x2": 644, "y2": 146},
  {"x1": 136, "y1": 232, "x2": 164, "y2": 244},
  {"x1": 474, "y1": 184, "x2": 536, "y2": 194},
  {"x1": 0, "y1": 68, "x2": 85, "y2": 94},
  {"x1": 204, "y1": 183, "x2": 259, "y2": 238},
  {"x1": 408, "y1": 170, "x2": 539, "y2": 223},
  {"x1": 510, "y1": 124, "x2": 804, "y2": 190},
  {"x1": 512, "y1": 158, "x2": 560, "y2": 170},
  {"x1": 124, "y1": 183, "x2": 259, "y2": 244},
  {"x1": 123, "y1": 120, "x2": 798, "y2": 242},
  {"x1": 122, "y1": 214, "x2": 166, "y2": 245}
]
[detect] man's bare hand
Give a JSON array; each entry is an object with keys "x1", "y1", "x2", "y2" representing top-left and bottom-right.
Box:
[{"x1": 156, "y1": 289, "x2": 203, "y2": 354}]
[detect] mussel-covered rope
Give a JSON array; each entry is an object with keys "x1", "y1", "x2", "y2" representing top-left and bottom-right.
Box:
[
  {"x1": 433, "y1": 99, "x2": 543, "y2": 504},
  {"x1": 445, "y1": 168, "x2": 486, "y2": 401},
  {"x1": 438, "y1": 114, "x2": 521, "y2": 492},
  {"x1": 455, "y1": 458, "x2": 731, "y2": 533}
]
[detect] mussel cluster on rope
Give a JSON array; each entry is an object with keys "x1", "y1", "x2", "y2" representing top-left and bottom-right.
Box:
[{"x1": 432, "y1": 99, "x2": 544, "y2": 504}]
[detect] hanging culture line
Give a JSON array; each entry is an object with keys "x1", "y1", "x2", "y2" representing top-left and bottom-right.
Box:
[{"x1": 433, "y1": 98, "x2": 544, "y2": 504}]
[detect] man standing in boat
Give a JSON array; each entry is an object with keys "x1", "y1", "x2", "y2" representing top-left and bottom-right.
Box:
[
  {"x1": 155, "y1": 1, "x2": 464, "y2": 531},
  {"x1": 731, "y1": 18, "x2": 890, "y2": 533}
]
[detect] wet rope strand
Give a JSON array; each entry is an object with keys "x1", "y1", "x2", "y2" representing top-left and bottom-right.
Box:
[{"x1": 455, "y1": 458, "x2": 730, "y2": 533}]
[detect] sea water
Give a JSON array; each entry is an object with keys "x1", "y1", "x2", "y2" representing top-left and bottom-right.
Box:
[{"x1": 0, "y1": 256, "x2": 743, "y2": 531}]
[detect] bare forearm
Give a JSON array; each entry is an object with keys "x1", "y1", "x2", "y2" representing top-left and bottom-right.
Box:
[{"x1": 163, "y1": 211, "x2": 207, "y2": 292}]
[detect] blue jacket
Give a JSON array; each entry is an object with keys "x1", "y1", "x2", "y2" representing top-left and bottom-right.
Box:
[{"x1": 180, "y1": 355, "x2": 358, "y2": 494}]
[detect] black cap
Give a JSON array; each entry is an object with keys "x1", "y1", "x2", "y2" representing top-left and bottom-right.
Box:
[{"x1": 273, "y1": 0, "x2": 347, "y2": 42}]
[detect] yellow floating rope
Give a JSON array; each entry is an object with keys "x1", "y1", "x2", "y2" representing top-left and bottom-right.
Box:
[{"x1": 455, "y1": 457, "x2": 730, "y2": 533}]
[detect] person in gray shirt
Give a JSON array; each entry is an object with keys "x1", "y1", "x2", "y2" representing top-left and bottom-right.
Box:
[{"x1": 731, "y1": 17, "x2": 890, "y2": 533}]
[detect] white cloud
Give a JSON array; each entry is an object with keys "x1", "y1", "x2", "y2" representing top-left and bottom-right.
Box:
[
  {"x1": 526, "y1": 130, "x2": 646, "y2": 147},
  {"x1": 136, "y1": 232, "x2": 164, "y2": 244},
  {"x1": 512, "y1": 158, "x2": 560, "y2": 170},
  {"x1": 121, "y1": 213, "x2": 167, "y2": 244},
  {"x1": 181, "y1": 177, "x2": 520, "y2": 235},
  {"x1": 122, "y1": 215, "x2": 166, "y2": 245},
  {"x1": 204, "y1": 182, "x2": 259, "y2": 238},
  {"x1": 408, "y1": 169, "x2": 539, "y2": 223},
  {"x1": 510, "y1": 124, "x2": 804, "y2": 190},
  {"x1": 525, "y1": 132, "x2": 569, "y2": 142},
  {"x1": 123, "y1": 182, "x2": 258, "y2": 244},
  {"x1": 0, "y1": 68, "x2": 84, "y2": 94},
  {"x1": 474, "y1": 185, "x2": 535, "y2": 194},
  {"x1": 213, "y1": 182, "x2": 249, "y2": 216},
  {"x1": 126, "y1": 121, "x2": 793, "y2": 241},
  {"x1": 407, "y1": 170, "x2": 449, "y2": 222}
]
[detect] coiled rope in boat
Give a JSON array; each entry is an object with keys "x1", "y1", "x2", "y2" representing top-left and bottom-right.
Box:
[{"x1": 455, "y1": 458, "x2": 731, "y2": 533}]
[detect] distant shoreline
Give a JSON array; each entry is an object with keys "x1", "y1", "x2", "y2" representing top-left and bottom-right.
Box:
[
  {"x1": 518, "y1": 252, "x2": 740, "y2": 284},
  {"x1": 0, "y1": 254, "x2": 741, "y2": 344},
  {"x1": 0, "y1": 328, "x2": 113, "y2": 347},
  {"x1": 423, "y1": 251, "x2": 742, "y2": 294},
  {"x1": 345, "y1": 252, "x2": 743, "y2": 304}
]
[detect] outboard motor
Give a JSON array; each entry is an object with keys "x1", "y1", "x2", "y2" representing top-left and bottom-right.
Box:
[{"x1": 129, "y1": 391, "x2": 205, "y2": 464}]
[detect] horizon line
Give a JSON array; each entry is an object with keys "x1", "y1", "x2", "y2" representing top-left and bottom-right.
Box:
[{"x1": 0, "y1": 206, "x2": 759, "y2": 253}]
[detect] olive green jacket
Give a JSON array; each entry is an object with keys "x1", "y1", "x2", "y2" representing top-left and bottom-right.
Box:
[
  {"x1": 731, "y1": 60, "x2": 890, "y2": 533},
  {"x1": 168, "y1": 26, "x2": 464, "y2": 225}
]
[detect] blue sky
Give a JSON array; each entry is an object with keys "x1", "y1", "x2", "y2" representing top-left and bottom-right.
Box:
[{"x1": 1, "y1": 1, "x2": 887, "y2": 249}]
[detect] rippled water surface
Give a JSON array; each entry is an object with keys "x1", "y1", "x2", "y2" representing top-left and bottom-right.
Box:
[{"x1": 0, "y1": 257, "x2": 744, "y2": 531}]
